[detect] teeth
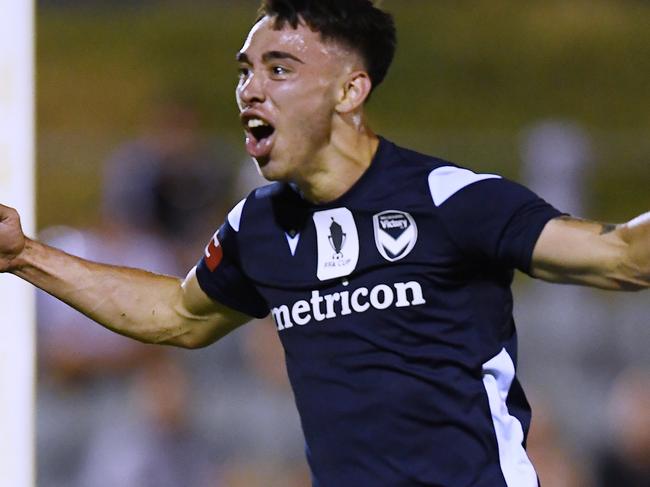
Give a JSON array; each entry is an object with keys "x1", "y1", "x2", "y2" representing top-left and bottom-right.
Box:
[{"x1": 247, "y1": 118, "x2": 269, "y2": 128}]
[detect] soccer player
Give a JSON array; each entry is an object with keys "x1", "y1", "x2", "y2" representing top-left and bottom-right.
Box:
[{"x1": 1, "y1": 1, "x2": 649, "y2": 485}]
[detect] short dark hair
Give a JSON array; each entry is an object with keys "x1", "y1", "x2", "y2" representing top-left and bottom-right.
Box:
[{"x1": 257, "y1": 0, "x2": 397, "y2": 93}]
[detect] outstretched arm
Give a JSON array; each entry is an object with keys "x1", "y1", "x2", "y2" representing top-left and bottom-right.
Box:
[
  {"x1": 531, "y1": 212, "x2": 650, "y2": 291},
  {"x1": 0, "y1": 204, "x2": 250, "y2": 348}
]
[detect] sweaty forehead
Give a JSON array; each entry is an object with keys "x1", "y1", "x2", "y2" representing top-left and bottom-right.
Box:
[{"x1": 239, "y1": 16, "x2": 347, "y2": 64}]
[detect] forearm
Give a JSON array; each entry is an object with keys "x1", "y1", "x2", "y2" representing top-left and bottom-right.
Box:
[
  {"x1": 10, "y1": 238, "x2": 198, "y2": 344},
  {"x1": 531, "y1": 213, "x2": 650, "y2": 291}
]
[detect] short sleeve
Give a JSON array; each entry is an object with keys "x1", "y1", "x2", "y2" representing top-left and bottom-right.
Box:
[
  {"x1": 195, "y1": 206, "x2": 269, "y2": 318},
  {"x1": 429, "y1": 166, "x2": 564, "y2": 273}
]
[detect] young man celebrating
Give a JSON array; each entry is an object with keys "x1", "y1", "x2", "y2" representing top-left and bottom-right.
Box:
[{"x1": 1, "y1": 1, "x2": 649, "y2": 485}]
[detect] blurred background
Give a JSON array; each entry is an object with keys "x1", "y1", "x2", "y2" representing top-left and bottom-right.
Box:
[{"x1": 35, "y1": 0, "x2": 649, "y2": 486}]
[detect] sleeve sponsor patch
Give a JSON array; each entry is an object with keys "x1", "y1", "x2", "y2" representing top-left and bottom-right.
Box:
[{"x1": 204, "y1": 232, "x2": 223, "y2": 272}]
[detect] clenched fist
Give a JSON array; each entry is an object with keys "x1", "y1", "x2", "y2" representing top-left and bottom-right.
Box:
[{"x1": 0, "y1": 204, "x2": 26, "y2": 272}]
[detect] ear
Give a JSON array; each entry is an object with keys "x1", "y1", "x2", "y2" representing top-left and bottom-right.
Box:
[{"x1": 335, "y1": 71, "x2": 372, "y2": 114}]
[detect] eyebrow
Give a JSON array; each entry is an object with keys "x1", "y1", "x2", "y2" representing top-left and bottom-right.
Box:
[{"x1": 236, "y1": 50, "x2": 305, "y2": 65}]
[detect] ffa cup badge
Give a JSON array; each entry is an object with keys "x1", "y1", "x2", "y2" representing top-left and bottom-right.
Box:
[
  {"x1": 373, "y1": 210, "x2": 418, "y2": 262},
  {"x1": 313, "y1": 208, "x2": 359, "y2": 281}
]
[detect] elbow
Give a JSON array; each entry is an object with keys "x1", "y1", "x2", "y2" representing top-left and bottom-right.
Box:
[
  {"x1": 171, "y1": 335, "x2": 214, "y2": 350},
  {"x1": 155, "y1": 328, "x2": 219, "y2": 349}
]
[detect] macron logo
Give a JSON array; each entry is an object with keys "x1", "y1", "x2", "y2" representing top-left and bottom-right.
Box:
[{"x1": 271, "y1": 281, "x2": 426, "y2": 331}]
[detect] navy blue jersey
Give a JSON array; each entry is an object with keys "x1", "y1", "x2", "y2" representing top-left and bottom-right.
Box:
[{"x1": 196, "y1": 138, "x2": 562, "y2": 487}]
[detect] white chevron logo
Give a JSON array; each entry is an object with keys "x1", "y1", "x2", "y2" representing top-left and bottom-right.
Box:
[
  {"x1": 378, "y1": 226, "x2": 416, "y2": 255},
  {"x1": 373, "y1": 210, "x2": 418, "y2": 262},
  {"x1": 285, "y1": 232, "x2": 300, "y2": 256}
]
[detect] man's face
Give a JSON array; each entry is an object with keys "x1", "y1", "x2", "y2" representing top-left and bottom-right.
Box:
[{"x1": 236, "y1": 16, "x2": 356, "y2": 182}]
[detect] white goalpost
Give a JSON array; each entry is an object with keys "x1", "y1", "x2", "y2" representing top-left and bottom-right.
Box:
[{"x1": 0, "y1": 1, "x2": 36, "y2": 486}]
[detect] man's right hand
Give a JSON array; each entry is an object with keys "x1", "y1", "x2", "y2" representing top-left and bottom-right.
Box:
[{"x1": 0, "y1": 204, "x2": 26, "y2": 273}]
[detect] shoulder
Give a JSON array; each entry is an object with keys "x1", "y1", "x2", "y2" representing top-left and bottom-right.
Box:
[
  {"x1": 227, "y1": 182, "x2": 303, "y2": 235},
  {"x1": 384, "y1": 140, "x2": 453, "y2": 172},
  {"x1": 382, "y1": 139, "x2": 506, "y2": 208}
]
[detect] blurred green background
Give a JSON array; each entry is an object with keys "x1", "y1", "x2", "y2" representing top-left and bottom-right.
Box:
[
  {"x1": 33, "y1": 5, "x2": 650, "y2": 485},
  {"x1": 37, "y1": 0, "x2": 650, "y2": 228}
]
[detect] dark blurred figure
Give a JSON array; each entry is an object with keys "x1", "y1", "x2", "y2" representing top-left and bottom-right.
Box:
[
  {"x1": 75, "y1": 353, "x2": 217, "y2": 487},
  {"x1": 517, "y1": 121, "x2": 617, "y2": 454},
  {"x1": 102, "y1": 96, "x2": 238, "y2": 267},
  {"x1": 597, "y1": 368, "x2": 650, "y2": 487},
  {"x1": 526, "y1": 394, "x2": 591, "y2": 487},
  {"x1": 36, "y1": 219, "x2": 178, "y2": 487},
  {"x1": 196, "y1": 318, "x2": 309, "y2": 487},
  {"x1": 37, "y1": 221, "x2": 177, "y2": 379}
]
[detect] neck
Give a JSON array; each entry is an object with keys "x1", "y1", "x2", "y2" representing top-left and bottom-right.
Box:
[{"x1": 294, "y1": 120, "x2": 379, "y2": 204}]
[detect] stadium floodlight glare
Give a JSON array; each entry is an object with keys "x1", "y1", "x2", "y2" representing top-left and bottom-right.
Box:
[{"x1": 0, "y1": 1, "x2": 36, "y2": 486}]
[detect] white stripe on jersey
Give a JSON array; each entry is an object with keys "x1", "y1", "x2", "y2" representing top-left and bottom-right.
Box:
[
  {"x1": 227, "y1": 198, "x2": 246, "y2": 232},
  {"x1": 428, "y1": 166, "x2": 500, "y2": 207},
  {"x1": 482, "y1": 348, "x2": 538, "y2": 487}
]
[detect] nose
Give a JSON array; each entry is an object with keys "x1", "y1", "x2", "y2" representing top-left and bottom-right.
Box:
[{"x1": 237, "y1": 71, "x2": 265, "y2": 108}]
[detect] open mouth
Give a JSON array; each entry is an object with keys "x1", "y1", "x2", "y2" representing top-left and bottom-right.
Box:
[
  {"x1": 243, "y1": 116, "x2": 276, "y2": 159},
  {"x1": 247, "y1": 118, "x2": 275, "y2": 141},
  {"x1": 246, "y1": 117, "x2": 275, "y2": 142}
]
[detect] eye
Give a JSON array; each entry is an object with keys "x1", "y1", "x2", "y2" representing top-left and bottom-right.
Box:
[
  {"x1": 237, "y1": 66, "x2": 250, "y2": 79},
  {"x1": 271, "y1": 65, "x2": 289, "y2": 77}
]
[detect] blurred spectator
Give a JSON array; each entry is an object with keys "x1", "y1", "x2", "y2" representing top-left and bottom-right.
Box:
[
  {"x1": 37, "y1": 221, "x2": 178, "y2": 377},
  {"x1": 197, "y1": 318, "x2": 309, "y2": 487},
  {"x1": 75, "y1": 354, "x2": 216, "y2": 487},
  {"x1": 102, "y1": 96, "x2": 238, "y2": 267},
  {"x1": 520, "y1": 120, "x2": 593, "y2": 216},
  {"x1": 517, "y1": 120, "x2": 615, "y2": 453},
  {"x1": 517, "y1": 121, "x2": 650, "y2": 487},
  {"x1": 190, "y1": 318, "x2": 306, "y2": 467},
  {"x1": 37, "y1": 100, "x2": 306, "y2": 484},
  {"x1": 36, "y1": 225, "x2": 309, "y2": 486},
  {"x1": 234, "y1": 318, "x2": 305, "y2": 459},
  {"x1": 597, "y1": 368, "x2": 650, "y2": 486},
  {"x1": 527, "y1": 394, "x2": 591, "y2": 487},
  {"x1": 36, "y1": 220, "x2": 178, "y2": 487}
]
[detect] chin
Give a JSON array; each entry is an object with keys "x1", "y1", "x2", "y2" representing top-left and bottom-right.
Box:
[{"x1": 257, "y1": 157, "x2": 290, "y2": 183}]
